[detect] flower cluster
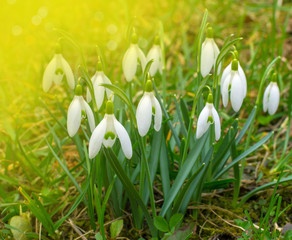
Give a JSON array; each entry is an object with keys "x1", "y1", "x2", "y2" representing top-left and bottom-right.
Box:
[{"x1": 42, "y1": 24, "x2": 281, "y2": 160}]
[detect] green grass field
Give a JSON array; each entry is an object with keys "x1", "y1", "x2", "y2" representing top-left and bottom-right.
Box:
[{"x1": 0, "y1": 0, "x2": 291, "y2": 239}]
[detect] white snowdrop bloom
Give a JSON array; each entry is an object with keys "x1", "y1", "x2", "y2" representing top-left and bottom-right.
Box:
[
  {"x1": 136, "y1": 80, "x2": 162, "y2": 136},
  {"x1": 200, "y1": 27, "x2": 220, "y2": 78},
  {"x1": 221, "y1": 51, "x2": 247, "y2": 98},
  {"x1": 263, "y1": 75, "x2": 280, "y2": 115},
  {"x1": 89, "y1": 100, "x2": 132, "y2": 159},
  {"x1": 43, "y1": 44, "x2": 75, "y2": 92},
  {"x1": 221, "y1": 59, "x2": 245, "y2": 112},
  {"x1": 147, "y1": 36, "x2": 163, "y2": 76},
  {"x1": 86, "y1": 60, "x2": 113, "y2": 109},
  {"x1": 122, "y1": 33, "x2": 146, "y2": 82},
  {"x1": 67, "y1": 84, "x2": 95, "y2": 137},
  {"x1": 196, "y1": 93, "x2": 221, "y2": 141}
]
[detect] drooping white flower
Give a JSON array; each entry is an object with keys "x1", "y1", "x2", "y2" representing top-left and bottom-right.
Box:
[
  {"x1": 221, "y1": 61, "x2": 247, "y2": 98},
  {"x1": 263, "y1": 74, "x2": 280, "y2": 115},
  {"x1": 200, "y1": 27, "x2": 220, "y2": 78},
  {"x1": 136, "y1": 79, "x2": 162, "y2": 136},
  {"x1": 147, "y1": 36, "x2": 163, "y2": 76},
  {"x1": 196, "y1": 93, "x2": 221, "y2": 141},
  {"x1": 43, "y1": 44, "x2": 75, "y2": 92},
  {"x1": 89, "y1": 100, "x2": 132, "y2": 159},
  {"x1": 221, "y1": 59, "x2": 245, "y2": 112},
  {"x1": 122, "y1": 32, "x2": 146, "y2": 82},
  {"x1": 67, "y1": 84, "x2": 95, "y2": 137},
  {"x1": 86, "y1": 60, "x2": 113, "y2": 109}
]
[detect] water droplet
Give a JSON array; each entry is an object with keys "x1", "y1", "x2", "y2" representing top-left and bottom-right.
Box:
[
  {"x1": 107, "y1": 24, "x2": 117, "y2": 34},
  {"x1": 12, "y1": 25, "x2": 22, "y2": 36},
  {"x1": 32, "y1": 15, "x2": 42, "y2": 26},
  {"x1": 107, "y1": 40, "x2": 117, "y2": 51}
]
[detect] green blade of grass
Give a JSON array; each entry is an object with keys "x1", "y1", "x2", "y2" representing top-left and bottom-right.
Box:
[
  {"x1": 159, "y1": 133, "x2": 208, "y2": 217},
  {"x1": 215, "y1": 132, "x2": 273, "y2": 179}
]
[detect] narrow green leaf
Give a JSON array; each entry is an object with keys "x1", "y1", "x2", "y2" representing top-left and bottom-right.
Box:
[
  {"x1": 46, "y1": 139, "x2": 83, "y2": 194},
  {"x1": 239, "y1": 176, "x2": 292, "y2": 206},
  {"x1": 160, "y1": 134, "x2": 208, "y2": 217},
  {"x1": 215, "y1": 132, "x2": 273, "y2": 179},
  {"x1": 103, "y1": 148, "x2": 157, "y2": 237}
]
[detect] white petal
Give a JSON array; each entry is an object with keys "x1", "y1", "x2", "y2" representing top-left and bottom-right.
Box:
[
  {"x1": 67, "y1": 96, "x2": 82, "y2": 137},
  {"x1": 103, "y1": 73, "x2": 114, "y2": 101},
  {"x1": 42, "y1": 56, "x2": 57, "y2": 92},
  {"x1": 230, "y1": 73, "x2": 244, "y2": 112},
  {"x1": 114, "y1": 118, "x2": 132, "y2": 159},
  {"x1": 238, "y1": 63, "x2": 247, "y2": 97},
  {"x1": 53, "y1": 54, "x2": 64, "y2": 84},
  {"x1": 220, "y1": 63, "x2": 231, "y2": 90},
  {"x1": 151, "y1": 94, "x2": 162, "y2": 131},
  {"x1": 122, "y1": 44, "x2": 138, "y2": 82},
  {"x1": 81, "y1": 98, "x2": 95, "y2": 133},
  {"x1": 212, "y1": 40, "x2": 221, "y2": 73},
  {"x1": 103, "y1": 115, "x2": 116, "y2": 148},
  {"x1": 147, "y1": 46, "x2": 159, "y2": 76},
  {"x1": 136, "y1": 94, "x2": 152, "y2": 137},
  {"x1": 86, "y1": 73, "x2": 97, "y2": 103},
  {"x1": 212, "y1": 107, "x2": 221, "y2": 141},
  {"x1": 89, "y1": 118, "x2": 107, "y2": 159},
  {"x1": 200, "y1": 39, "x2": 214, "y2": 77},
  {"x1": 86, "y1": 87, "x2": 92, "y2": 103},
  {"x1": 61, "y1": 55, "x2": 75, "y2": 89},
  {"x1": 268, "y1": 83, "x2": 280, "y2": 115},
  {"x1": 137, "y1": 45, "x2": 147, "y2": 72},
  {"x1": 93, "y1": 73, "x2": 105, "y2": 110},
  {"x1": 263, "y1": 83, "x2": 271, "y2": 113},
  {"x1": 222, "y1": 74, "x2": 231, "y2": 107},
  {"x1": 196, "y1": 104, "x2": 211, "y2": 139}
]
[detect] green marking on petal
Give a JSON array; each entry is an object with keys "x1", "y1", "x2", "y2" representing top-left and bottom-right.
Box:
[
  {"x1": 81, "y1": 110, "x2": 86, "y2": 118},
  {"x1": 55, "y1": 68, "x2": 64, "y2": 75},
  {"x1": 104, "y1": 131, "x2": 115, "y2": 140},
  {"x1": 152, "y1": 106, "x2": 155, "y2": 114},
  {"x1": 228, "y1": 84, "x2": 231, "y2": 91},
  {"x1": 207, "y1": 116, "x2": 214, "y2": 124}
]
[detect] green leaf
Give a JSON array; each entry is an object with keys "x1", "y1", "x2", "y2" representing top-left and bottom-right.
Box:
[
  {"x1": 19, "y1": 188, "x2": 55, "y2": 235},
  {"x1": 215, "y1": 132, "x2": 273, "y2": 179},
  {"x1": 103, "y1": 148, "x2": 157, "y2": 237},
  {"x1": 95, "y1": 232, "x2": 103, "y2": 240},
  {"x1": 110, "y1": 219, "x2": 123, "y2": 238},
  {"x1": 154, "y1": 216, "x2": 169, "y2": 232},
  {"x1": 284, "y1": 230, "x2": 292, "y2": 240},
  {"x1": 160, "y1": 134, "x2": 208, "y2": 217},
  {"x1": 169, "y1": 214, "x2": 183, "y2": 229},
  {"x1": 239, "y1": 175, "x2": 292, "y2": 206}
]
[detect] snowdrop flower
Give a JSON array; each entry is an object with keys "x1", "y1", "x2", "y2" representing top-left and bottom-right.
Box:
[
  {"x1": 200, "y1": 27, "x2": 220, "y2": 78},
  {"x1": 67, "y1": 84, "x2": 95, "y2": 137},
  {"x1": 86, "y1": 60, "x2": 113, "y2": 109},
  {"x1": 147, "y1": 36, "x2": 163, "y2": 76},
  {"x1": 136, "y1": 79, "x2": 162, "y2": 136},
  {"x1": 89, "y1": 100, "x2": 132, "y2": 159},
  {"x1": 196, "y1": 93, "x2": 221, "y2": 141},
  {"x1": 221, "y1": 59, "x2": 245, "y2": 112},
  {"x1": 122, "y1": 32, "x2": 146, "y2": 82},
  {"x1": 221, "y1": 50, "x2": 247, "y2": 98},
  {"x1": 43, "y1": 43, "x2": 75, "y2": 92},
  {"x1": 263, "y1": 74, "x2": 280, "y2": 115}
]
